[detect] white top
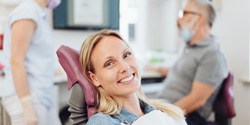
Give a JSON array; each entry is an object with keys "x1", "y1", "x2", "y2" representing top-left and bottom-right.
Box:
[
  {"x1": 132, "y1": 110, "x2": 187, "y2": 125},
  {"x1": 1, "y1": 0, "x2": 55, "y2": 108}
]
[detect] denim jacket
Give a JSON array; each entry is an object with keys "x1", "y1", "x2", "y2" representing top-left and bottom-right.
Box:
[{"x1": 86, "y1": 101, "x2": 155, "y2": 125}]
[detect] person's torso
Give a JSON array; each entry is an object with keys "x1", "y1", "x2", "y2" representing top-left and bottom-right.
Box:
[
  {"x1": 158, "y1": 36, "x2": 228, "y2": 119},
  {"x1": 1, "y1": 0, "x2": 55, "y2": 107}
]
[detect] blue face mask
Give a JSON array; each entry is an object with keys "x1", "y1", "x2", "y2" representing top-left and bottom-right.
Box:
[
  {"x1": 180, "y1": 27, "x2": 194, "y2": 43},
  {"x1": 179, "y1": 15, "x2": 199, "y2": 44}
]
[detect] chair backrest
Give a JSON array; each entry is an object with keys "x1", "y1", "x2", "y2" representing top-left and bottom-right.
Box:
[
  {"x1": 212, "y1": 72, "x2": 236, "y2": 125},
  {"x1": 56, "y1": 45, "x2": 97, "y2": 119}
]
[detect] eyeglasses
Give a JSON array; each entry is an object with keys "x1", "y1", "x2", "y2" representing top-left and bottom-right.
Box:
[{"x1": 178, "y1": 10, "x2": 201, "y2": 18}]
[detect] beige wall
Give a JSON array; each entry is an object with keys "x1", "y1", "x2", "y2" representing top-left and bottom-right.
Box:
[{"x1": 213, "y1": 0, "x2": 250, "y2": 124}]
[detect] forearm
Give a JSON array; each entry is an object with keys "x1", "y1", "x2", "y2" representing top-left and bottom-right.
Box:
[
  {"x1": 175, "y1": 81, "x2": 214, "y2": 114},
  {"x1": 10, "y1": 19, "x2": 36, "y2": 99},
  {"x1": 11, "y1": 60, "x2": 30, "y2": 98},
  {"x1": 11, "y1": 60, "x2": 38, "y2": 124},
  {"x1": 157, "y1": 67, "x2": 169, "y2": 77},
  {"x1": 174, "y1": 94, "x2": 204, "y2": 114}
]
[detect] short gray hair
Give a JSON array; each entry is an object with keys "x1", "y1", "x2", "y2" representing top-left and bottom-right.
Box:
[{"x1": 189, "y1": 0, "x2": 216, "y2": 27}]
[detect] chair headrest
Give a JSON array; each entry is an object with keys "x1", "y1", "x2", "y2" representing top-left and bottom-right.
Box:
[
  {"x1": 56, "y1": 45, "x2": 97, "y2": 118},
  {"x1": 213, "y1": 72, "x2": 236, "y2": 118}
]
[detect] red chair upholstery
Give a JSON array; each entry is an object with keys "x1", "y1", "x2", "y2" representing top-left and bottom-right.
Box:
[
  {"x1": 209, "y1": 72, "x2": 236, "y2": 125},
  {"x1": 0, "y1": 64, "x2": 4, "y2": 70},
  {"x1": 0, "y1": 34, "x2": 3, "y2": 50},
  {"x1": 56, "y1": 45, "x2": 97, "y2": 119}
]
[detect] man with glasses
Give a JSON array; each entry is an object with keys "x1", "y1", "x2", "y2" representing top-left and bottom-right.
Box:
[{"x1": 157, "y1": 0, "x2": 228, "y2": 125}]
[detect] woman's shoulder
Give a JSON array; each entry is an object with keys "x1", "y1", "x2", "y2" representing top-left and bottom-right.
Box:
[
  {"x1": 87, "y1": 113, "x2": 110, "y2": 125},
  {"x1": 87, "y1": 112, "x2": 120, "y2": 125}
]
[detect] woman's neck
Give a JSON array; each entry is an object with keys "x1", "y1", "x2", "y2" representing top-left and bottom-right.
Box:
[{"x1": 121, "y1": 94, "x2": 144, "y2": 117}]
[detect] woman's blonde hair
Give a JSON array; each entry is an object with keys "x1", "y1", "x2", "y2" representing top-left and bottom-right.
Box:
[{"x1": 79, "y1": 29, "x2": 185, "y2": 119}]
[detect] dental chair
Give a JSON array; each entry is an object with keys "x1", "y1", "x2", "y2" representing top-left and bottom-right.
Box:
[
  {"x1": 57, "y1": 45, "x2": 97, "y2": 124},
  {"x1": 57, "y1": 45, "x2": 236, "y2": 125},
  {"x1": 208, "y1": 72, "x2": 236, "y2": 125}
]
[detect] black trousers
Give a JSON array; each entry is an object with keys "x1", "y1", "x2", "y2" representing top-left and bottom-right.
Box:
[{"x1": 186, "y1": 112, "x2": 208, "y2": 125}]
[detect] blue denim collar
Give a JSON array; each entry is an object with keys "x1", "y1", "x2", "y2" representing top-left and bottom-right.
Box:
[{"x1": 113, "y1": 100, "x2": 155, "y2": 124}]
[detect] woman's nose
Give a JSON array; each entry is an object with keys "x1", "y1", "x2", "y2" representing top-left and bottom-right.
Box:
[{"x1": 118, "y1": 60, "x2": 130, "y2": 73}]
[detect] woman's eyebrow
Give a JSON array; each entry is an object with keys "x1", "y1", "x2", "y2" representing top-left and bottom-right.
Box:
[
  {"x1": 103, "y1": 56, "x2": 112, "y2": 61},
  {"x1": 102, "y1": 47, "x2": 130, "y2": 61},
  {"x1": 122, "y1": 48, "x2": 130, "y2": 53}
]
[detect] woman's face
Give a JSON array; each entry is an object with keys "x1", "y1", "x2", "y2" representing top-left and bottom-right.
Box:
[{"x1": 89, "y1": 36, "x2": 141, "y2": 97}]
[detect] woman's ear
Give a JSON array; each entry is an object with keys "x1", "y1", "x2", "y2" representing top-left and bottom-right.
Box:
[{"x1": 88, "y1": 71, "x2": 101, "y2": 87}]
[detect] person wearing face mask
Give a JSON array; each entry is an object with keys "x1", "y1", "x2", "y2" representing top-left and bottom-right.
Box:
[
  {"x1": 0, "y1": 0, "x2": 62, "y2": 125},
  {"x1": 156, "y1": 0, "x2": 228, "y2": 125}
]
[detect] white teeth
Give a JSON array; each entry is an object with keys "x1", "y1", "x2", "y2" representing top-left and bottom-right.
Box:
[{"x1": 120, "y1": 75, "x2": 134, "y2": 83}]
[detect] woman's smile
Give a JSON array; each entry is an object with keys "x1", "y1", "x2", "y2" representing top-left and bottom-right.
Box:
[{"x1": 118, "y1": 73, "x2": 136, "y2": 84}]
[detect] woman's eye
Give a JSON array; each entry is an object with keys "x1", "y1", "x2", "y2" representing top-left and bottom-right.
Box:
[
  {"x1": 124, "y1": 51, "x2": 132, "y2": 59},
  {"x1": 104, "y1": 61, "x2": 114, "y2": 68}
]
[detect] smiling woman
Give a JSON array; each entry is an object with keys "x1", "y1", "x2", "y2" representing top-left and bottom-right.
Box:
[{"x1": 78, "y1": 29, "x2": 187, "y2": 125}]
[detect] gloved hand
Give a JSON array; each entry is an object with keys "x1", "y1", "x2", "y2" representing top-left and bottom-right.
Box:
[
  {"x1": 2, "y1": 94, "x2": 24, "y2": 125},
  {"x1": 20, "y1": 95, "x2": 38, "y2": 125}
]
